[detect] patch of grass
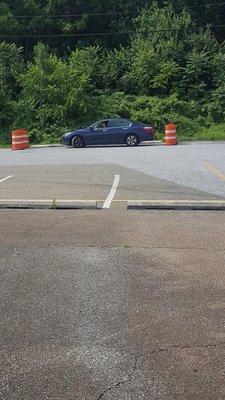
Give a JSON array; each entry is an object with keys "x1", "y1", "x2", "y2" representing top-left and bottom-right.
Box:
[
  {"x1": 52, "y1": 198, "x2": 58, "y2": 209},
  {"x1": 180, "y1": 123, "x2": 225, "y2": 142},
  {"x1": 0, "y1": 141, "x2": 10, "y2": 148},
  {"x1": 157, "y1": 123, "x2": 225, "y2": 142}
]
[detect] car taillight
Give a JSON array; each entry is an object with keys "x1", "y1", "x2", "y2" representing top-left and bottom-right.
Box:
[
  {"x1": 144, "y1": 126, "x2": 155, "y2": 140},
  {"x1": 144, "y1": 127, "x2": 153, "y2": 134}
]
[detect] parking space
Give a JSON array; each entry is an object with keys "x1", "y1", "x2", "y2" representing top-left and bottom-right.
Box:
[
  {"x1": 1, "y1": 142, "x2": 225, "y2": 206},
  {"x1": 0, "y1": 160, "x2": 223, "y2": 209},
  {"x1": 0, "y1": 165, "x2": 117, "y2": 201}
]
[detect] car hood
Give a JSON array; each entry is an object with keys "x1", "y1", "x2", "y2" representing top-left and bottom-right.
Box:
[{"x1": 76, "y1": 127, "x2": 87, "y2": 132}]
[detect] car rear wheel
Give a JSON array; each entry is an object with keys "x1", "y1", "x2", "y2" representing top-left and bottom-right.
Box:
[
  {"x1": 125, "y1": 134, "x2": 139, "y2": 146},
  {"x1": 71, "y1": 135, "x2": 85, "y2": 148}
]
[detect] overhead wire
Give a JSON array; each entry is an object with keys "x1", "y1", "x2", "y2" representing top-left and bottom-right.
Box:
[
  {"x1": 0, "y1": 24, "x2": 225, "y2": 39},
  {"x1": 8, "y1": 2, "x2": 225, "y2": 19}
]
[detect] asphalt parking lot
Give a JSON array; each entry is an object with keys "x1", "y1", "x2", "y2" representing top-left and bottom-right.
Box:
[
  {"x1": 0, "y1": 163, "x2": 222, "y2": 206},
  {"x1": 1, "y1": 141, "x2": 225, "y2": 196},
  {"x1": 1, "y1": 142, "x2": 225, "y2": 399}
]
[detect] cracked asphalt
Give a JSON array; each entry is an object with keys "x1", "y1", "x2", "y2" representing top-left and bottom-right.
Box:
[
  {"x1": 1, "y1": 143, "x2": 225, "y2": 399},
  {"x1": 1, "y1": 209, "x2": 225, "y2": 399}
]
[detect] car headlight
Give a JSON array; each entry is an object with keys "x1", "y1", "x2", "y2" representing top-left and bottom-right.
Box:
[{"x1": 63, "y1": 132, "x2": 72, "y2": 137}]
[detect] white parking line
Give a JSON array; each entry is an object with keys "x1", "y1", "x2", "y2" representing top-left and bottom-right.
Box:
[
  {"x1": 0, "y1": 175, "x2": 13, "y2": 184},
  {"x1": 103, "y1": 174, "x2": 120, "y2": 209}
]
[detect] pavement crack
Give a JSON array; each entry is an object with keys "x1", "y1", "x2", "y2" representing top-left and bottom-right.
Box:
[
  {"x1": 96, "y1": 353, "x2": 138, "y2": 400},
  {"x1": 147, "y1": 341, "x2": 225, "y2": 356}
]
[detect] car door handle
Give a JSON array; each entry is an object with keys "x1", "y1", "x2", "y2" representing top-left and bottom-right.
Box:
[
  {"x1": 123, "y1": 128, "x2": 128, "y2": 130},
  {"x1": 102, "y1": 129, "x2": 108, "y2": 132}
]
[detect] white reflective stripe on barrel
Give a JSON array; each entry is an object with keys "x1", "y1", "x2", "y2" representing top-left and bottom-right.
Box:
[
  {"x1": 12, "y1": 135, "x2": 28, "y2": 139},
  {"x1": 12, "y1": 140, "x2": 29, "y2": 145},
  {"x1": 165, "y1": 136, "x2": 177, "y2": 140},
  {"x1": 165, "y1": 130, "x2": 176, "y2": 134},
  {"x1": 12, "y1": 140, "x2": 29, "y2": 143}
]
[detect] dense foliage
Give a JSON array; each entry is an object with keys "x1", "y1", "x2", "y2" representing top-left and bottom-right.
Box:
[{"x1": 0, "y1": 1, "x2": 225, "y2": 143}]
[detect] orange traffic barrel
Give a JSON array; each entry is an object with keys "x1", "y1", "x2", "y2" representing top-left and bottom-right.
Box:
[
  {"x1": 12, "y1": 129, "x2": 29, "y2": 150},
  {"x1": 164, "y1": 123, "x2": 177, "y2": 146}
]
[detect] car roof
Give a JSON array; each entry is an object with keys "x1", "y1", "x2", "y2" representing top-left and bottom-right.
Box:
[
  {"x1": 96, "y1": 118, "x2": 130, "y2": 121},
  {"x1": 108, "y1": 118, "x2": 130, "y2": 121},
  {"x1": 92, "y1": 118, "x2": 134, "y2": 125}
]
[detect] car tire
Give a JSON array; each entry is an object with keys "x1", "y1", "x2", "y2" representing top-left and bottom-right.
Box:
[
  {"x1": 125, "y1": 134, "x2": 139, "y2": 146},
  {"x1": 71, "y1": 135, "x2": 85, "y2": 148}
]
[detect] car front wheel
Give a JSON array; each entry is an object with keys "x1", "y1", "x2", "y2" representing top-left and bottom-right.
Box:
[
  {"x1": 125, "y1": 134, "x2": 139, "y2": 146},
  {"x1": 71, "y1": 135, "x2": 85, "y2": 148}
]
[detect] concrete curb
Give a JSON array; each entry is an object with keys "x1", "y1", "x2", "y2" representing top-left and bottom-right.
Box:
[
  {"x1": 141, "y1": 140, "x2": 163, "y2": 145},
  {"x1": 0, "y1": 200, "x2": 98, "y2": 210},
  {"x1": 31, "y1": 144, "x2": 62, "y2": 148},
  {"x1": 127, "y1": 200, "x2": 225, "y2": 211},
  {"x1": 179, "y1": 141, "x2": 225, "y2": 145}
]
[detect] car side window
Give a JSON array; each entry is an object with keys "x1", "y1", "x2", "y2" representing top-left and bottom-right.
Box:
[
  {"x1": 93, "y1": 121, "x2": 108, "y2": 130},
  {"x1": 108, "y1": 119, "x2": 131, "y2": 128}
]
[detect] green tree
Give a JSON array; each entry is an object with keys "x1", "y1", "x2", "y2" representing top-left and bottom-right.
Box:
[
  {"x1": 16, "y1": 43, "x2": 100, "y2": 142},
  {"x1": 0, "y1": 1, "x2": 225, "y2": 143},
  {"x1": 206, "y1": 46, "x2": 225, "y2": 122},
  {"x1": 0, "y1": 42, "x2": 23, "y2": 141}
]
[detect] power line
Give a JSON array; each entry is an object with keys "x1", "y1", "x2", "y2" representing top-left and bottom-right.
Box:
[
  {"x1": 1, "y1": 25, "x2": 225, "y2": 39},
  {"x1": 10, "y1": 11, "x2": 138, "y2": 19},
  {"x1": 9, "y1": 2, "x2": 225, "y2": 19},
  {"x1": 1, "y1": 33, "x2": 131, "y2": 38},
  {"x1": 188, "y1": 1, "x2": 225, "y2": 9}
]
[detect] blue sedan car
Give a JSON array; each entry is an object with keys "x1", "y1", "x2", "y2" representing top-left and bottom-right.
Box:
[{"x1": 61, "y1": 118, "x2": 154, "y2": 148}]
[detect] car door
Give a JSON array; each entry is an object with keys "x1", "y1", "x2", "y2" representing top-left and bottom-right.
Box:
[
  {"x1": 88, "y1": 120, "x2": 112, "y2": 145},
  {"x1": 107, "y1": 119, "x2": 132, "y2": 144}
]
